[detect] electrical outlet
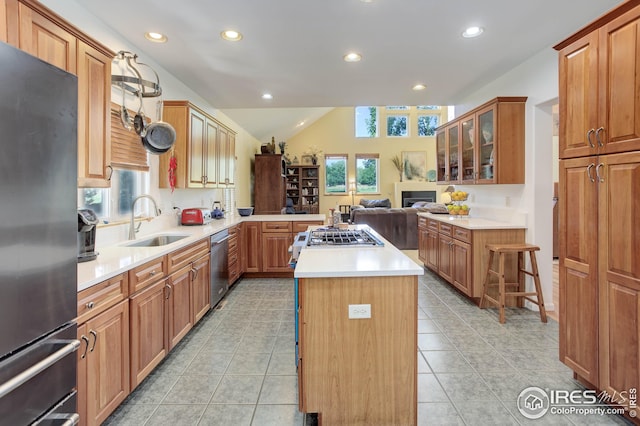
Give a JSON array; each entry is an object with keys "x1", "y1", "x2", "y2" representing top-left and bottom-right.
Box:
[{"x1": 348, "y1": 304, "x2": 371, "y2": 319}]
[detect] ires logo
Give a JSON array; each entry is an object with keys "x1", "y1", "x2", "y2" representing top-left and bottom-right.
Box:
[{"x1": 517, "y1": 387, "x2": 632, "y2": 419}]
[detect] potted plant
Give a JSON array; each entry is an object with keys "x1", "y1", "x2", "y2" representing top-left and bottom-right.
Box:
[
  {"x1": 391, "y1": 155, "x2": 403, "y2": 181},
  {"x1": 304, "y1": 145, "x2": 323, "y2": 165}
]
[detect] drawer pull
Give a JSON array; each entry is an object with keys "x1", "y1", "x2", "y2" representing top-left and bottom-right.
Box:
[
  {"x1": 86, "y1": 301, "x2": 94, "y2": 309},
  {"x1": 80, "y1": 335, "x2": 90, "y2": 359}
]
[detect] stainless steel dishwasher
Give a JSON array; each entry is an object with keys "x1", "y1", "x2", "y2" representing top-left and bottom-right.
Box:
[{"x1": 210, "y1": 229, "x2": 230, "y2": 308}]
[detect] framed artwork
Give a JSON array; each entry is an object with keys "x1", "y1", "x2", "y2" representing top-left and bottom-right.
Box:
[
  {"x1": 402, "y1": 151, "x2": 427, "y2": 181},
  {"x1": 301, "y1": 155, "x2": 313, "y2": 165}
]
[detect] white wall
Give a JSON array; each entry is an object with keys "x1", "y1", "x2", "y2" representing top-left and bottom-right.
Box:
[{"x1": 454, "y1": 47, "x2": 559, "y2": 311}]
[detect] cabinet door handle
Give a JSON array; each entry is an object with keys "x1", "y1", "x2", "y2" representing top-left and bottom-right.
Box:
[
  {"x1": 89, "y1": 330, "x2": 97, "y2": 353},
  {"x1": 106, "y1": 165, "x2": 114, "y2": 181},
  {"x1": 596, "y1": 163, "x2": 605, "y2": 183},
  {"x1": 191, "y1": 267, "x2": 198, "y2": 281},
  {"x1": 586, "y1": 163, "x2": 595, "y2": 183},
  {"x1": 595, "y1": 127, "x2": 605, "y2": 147},
  {"x1": 80, "y1": 335, "x2": 90, "y2": 359},
  {"x1": 165, "y1": 282, "x2": 172, "y2": 299},
  {"x1": 586, "y1": 129, "x2": 595, "y2": 148}
]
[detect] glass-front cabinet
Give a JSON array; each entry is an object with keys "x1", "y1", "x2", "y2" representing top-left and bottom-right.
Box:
[
  {"x1": 436, "y1": 129, "x2": 446, "y2": 182},
  {"x1": 435, "y1": 97, "x2": 526, "y2": 185},
  {"x1": 477, "y1": 106, "x2": 495, "y2": 183},
  {"x1": 461, "y1": 116, "x2": 475, "y2": 183},
  {"x1": 447, "y1": 124, "x2": 459, "y2": 182}
]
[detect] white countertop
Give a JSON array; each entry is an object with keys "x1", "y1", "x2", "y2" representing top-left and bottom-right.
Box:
[
  {"x1": 418, "y1": 212, "x2": 526, "y2": 230},
  {"x1": 77, "y1": 214, "x2": 325, "y2": 292},
  {"x1": 293, "y1": 225, "x2": 424, "y2": 279}
]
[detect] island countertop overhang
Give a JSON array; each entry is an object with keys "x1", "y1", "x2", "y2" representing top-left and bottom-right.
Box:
[{"x1": 293, "y1": 225, "x2": 424, "y2": 278}]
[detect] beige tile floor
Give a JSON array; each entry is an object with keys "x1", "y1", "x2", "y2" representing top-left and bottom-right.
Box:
[{"x1": 104, "y1": 253, "x2": 631, "y2": 426}]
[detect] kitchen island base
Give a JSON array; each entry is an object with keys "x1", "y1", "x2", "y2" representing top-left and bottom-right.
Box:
[{"x1": 297, "y1": 275, "x2": 417, "y2": 425}]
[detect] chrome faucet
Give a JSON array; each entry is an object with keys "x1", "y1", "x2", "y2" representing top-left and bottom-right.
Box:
[{"x1": 129, "y1": 195, "x2": 160, "y2": 240}]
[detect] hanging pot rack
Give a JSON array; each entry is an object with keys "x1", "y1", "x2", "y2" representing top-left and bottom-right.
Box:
[{"x1": 111, "y1": 50, "x2": 162, "y2": 98}]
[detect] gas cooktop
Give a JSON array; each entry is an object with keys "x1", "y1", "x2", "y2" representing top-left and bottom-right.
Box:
[{"x1": 307, "y1": 228, "x2": 384, "y2": 247}]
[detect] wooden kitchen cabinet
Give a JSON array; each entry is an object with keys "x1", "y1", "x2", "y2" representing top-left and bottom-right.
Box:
[
  {"x1": 598, "y1": 152, "x2": 640, "y2": 404},
  {"x1": 261, "y1": 221, "x2": 293, "y2": 273},
  {"x1": 555, "y1": 4, "x2": 640, "y2": 415},
  {"x1": 159, "y1": 100, "x2": 236, "y2": 189},
  {"x1": 166, "y1": 264, "x2": 193, "y2": 350},
  {"x1": 558, "y1": 156, "x2": 599, "y2": 385},
  {"x1": 436, "y1": 97, "x2": 526, "y2": 185},
  {"x1": 76, "y1": 273, "x2": 129, "y2": 426},
  {"x1": 218, "y1": 125, "x2": 237, "y2": 187},
  {"x1": 557, "y1": 4, "x2": 640, "y2": 160},
  {"x1": 8, "y1": 0, "x2": 113, "y2": 188},
  {"x1": 191, "y1": 254, "x2": 210, "y2": 323},
  {"x1": 254, "y1": 154, "x2": 286, "y2": 214},
  {"x1": 418, "y1": 215, "x2": 525, "y2": 302},
  {"x1": 242, "y1": 221, "x2": 262, "y2": 273},
  {"x1": 77, "y1": 299, "x2": 129, "y2": 426},
  {"x1": 228, "y1": 224, "x2": 241, "y2": 285},
  {"x1": 129, "y1": 279, "x2": 168, "y2": 390}
]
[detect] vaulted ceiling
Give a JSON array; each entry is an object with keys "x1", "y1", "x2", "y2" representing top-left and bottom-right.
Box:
[{"x1": 64, "y1": 0, "x2": 622, "y2": 140}]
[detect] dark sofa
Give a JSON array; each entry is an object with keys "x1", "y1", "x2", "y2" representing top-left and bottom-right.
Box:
[{"x1": 349, "y1": 199, "x2": 447, "y2": 250}]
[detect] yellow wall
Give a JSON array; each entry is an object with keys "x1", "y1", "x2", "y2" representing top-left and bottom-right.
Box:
[{"x1": 286, "y1": 107, "x2": 447, "y2": 213}]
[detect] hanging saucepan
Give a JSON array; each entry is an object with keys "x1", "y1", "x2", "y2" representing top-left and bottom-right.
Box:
[
  {"x1": 140, "y1": 99, "x2": 176, "y2": 154},
  {"x1": 133, "y1": 89, "x2": 147, "y2": 136}
]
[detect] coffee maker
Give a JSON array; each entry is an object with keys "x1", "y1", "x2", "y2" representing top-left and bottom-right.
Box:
[{"x1": 77, "y1": 209, "x2": 99, "y2": 262}]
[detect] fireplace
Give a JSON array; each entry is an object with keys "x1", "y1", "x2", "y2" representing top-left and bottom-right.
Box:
[{"x1": 402, "y1": 190, "x2": 437, "y2": 207}]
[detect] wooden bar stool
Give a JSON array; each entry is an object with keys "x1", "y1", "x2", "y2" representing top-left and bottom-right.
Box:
[{"x1": 480, "y1": 243, "x2": 547, "y2": 324}]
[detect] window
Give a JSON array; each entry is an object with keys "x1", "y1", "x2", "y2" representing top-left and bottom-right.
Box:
[
  {"x1": 324, "y1": 154, "x2": 347, "y2": 194},
  {"x1": 417, "y1": 105, "x2": 441, "y2": 110},
  {"x1": 78, "y1": 169, "x2": 150, "y2": 221},
  {"x1": 387, "y1": 115, "x2": 408, "y2": 136},
  {"x1": 386, "y1": 106, "x2": 409, "y2": 110},
  {"x1": 355, "y1": 154, "x2": 379, "y2": 194},
  {"x1": 355, "y1": 106, "x2": 378, "y2": 138},
  {"x1": 418, "y1": 114, "x2": 439, "y2": 136}
]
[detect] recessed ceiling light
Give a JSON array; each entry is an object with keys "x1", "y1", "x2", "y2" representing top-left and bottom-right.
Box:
[
  {"x1": 262, "y1": 93, "x2": 273, "y2": 100},
  {"x1": 344, "y1": 52, "x2": 362, "y2": 63},
  {"x1": 360, "y1": 0, "x2": 374, "y2": 3},
  {"x1": 413, "y1": 84, "x2": 426, "y2": 91},
  {"x1": 221, "y1": 30, "x2": 243, "y2": 41},
  {"x1": 462, "y1": 26, "x2": 484, "y2": 38},
  {"x1": 297, "y1": 120, "x2": 306, "y2": 127},
  {"x1": 144, "y1": 32, "x2": 168, "y2": 43}
]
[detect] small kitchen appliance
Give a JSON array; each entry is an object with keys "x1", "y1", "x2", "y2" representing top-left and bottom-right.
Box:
[
  {"x1": 181, "y1": 207, "x2": 213, "y2": 225},
  {"x1": 212, "y1": 201, "x2": 225, "y2": 219},
  {"x1": 77, "y1": 208, "x2": 99, "y2": 262}
]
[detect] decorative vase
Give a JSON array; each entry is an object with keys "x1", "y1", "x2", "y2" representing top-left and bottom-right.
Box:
[{"x1": 312, "y1": 155, "x2": 317, "y2": 165}]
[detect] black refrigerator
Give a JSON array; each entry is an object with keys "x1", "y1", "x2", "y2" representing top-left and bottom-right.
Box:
[{"x1": 0, "y1": 41, "x2": 80, "y2": 425}]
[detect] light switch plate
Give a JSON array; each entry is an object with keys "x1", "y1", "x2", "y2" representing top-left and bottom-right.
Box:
[{"x1": 348, "y1": 304, "x2": 371, "y2": 319}]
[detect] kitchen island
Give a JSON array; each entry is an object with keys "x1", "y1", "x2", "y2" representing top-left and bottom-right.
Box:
[{"x1": 294, "y1": 226, "x2": 423, "y2": 425}]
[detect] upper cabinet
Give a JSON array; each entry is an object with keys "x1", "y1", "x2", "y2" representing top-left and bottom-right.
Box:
[
  {"x1": 436, "y1": 97, "x2": 526, "y2": 185},
  {"x1": 556, "y1": 4, "x2": 640, "y2": 159},
  {"x1": 159, "y1": 100, "x2": 236, "y2": 189},
  {"x1": 4, "y1": 0, "x2": 114, "y2": 188}
]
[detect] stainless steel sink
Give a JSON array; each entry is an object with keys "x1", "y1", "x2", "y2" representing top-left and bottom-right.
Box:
[{"x1": 123, "y1": 234, "x2": 189, "y2": 247}]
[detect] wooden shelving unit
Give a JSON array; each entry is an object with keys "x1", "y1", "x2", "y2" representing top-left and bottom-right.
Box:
[{"x1": 285, "y1": 165, "x2": 319, "y2": 214}]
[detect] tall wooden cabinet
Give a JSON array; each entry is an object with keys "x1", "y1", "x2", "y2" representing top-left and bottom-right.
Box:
[
  {"x1": 159, "y1": 100, "x2": 236, "y2": 189},
  {"x1": 436, "y1": 97, "x2": 526, "y2": 185},
  {"x1": 555, "y1": 1, "x2": 640, "y2": 412},
  {"x1": 4, "y1": 0, "x2": 113, "y2": 188},
  {"x1": 254, "y1": 154, "x2": 286, "y2": 214}
]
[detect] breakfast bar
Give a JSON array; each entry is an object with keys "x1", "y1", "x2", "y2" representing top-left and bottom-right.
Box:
[{"x1": 293, "y1": 225, "x2": 423, "y2": 425}]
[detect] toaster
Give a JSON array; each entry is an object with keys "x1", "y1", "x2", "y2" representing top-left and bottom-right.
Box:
[{"x1": 181, "y1": 208, "x2": 213, "y2": 225}]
